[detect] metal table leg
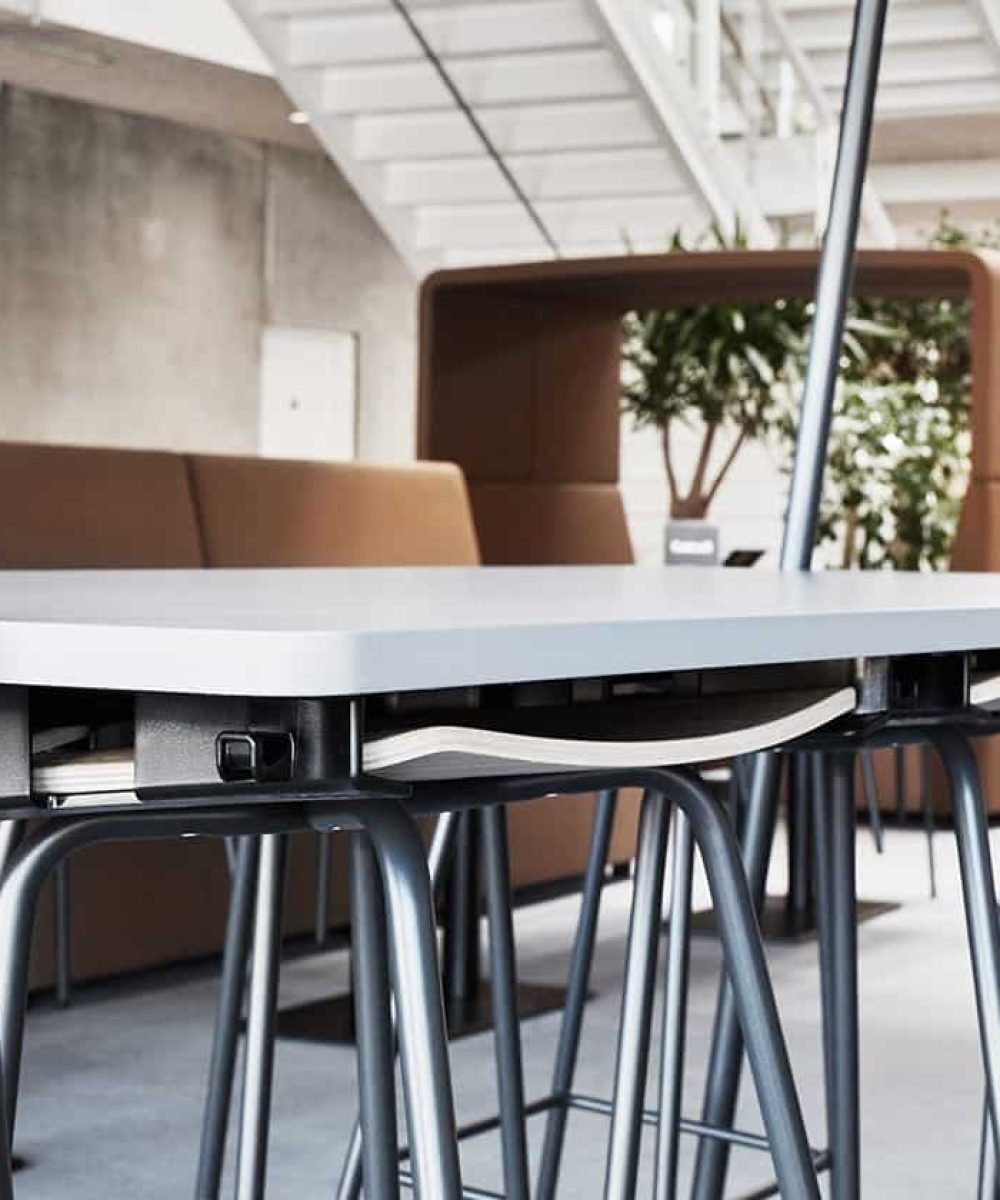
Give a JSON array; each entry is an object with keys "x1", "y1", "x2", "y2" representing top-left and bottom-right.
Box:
[
  {"x1": 197, "y1": 836, "x2": 262, "y2": 1200},
  {"x1": 819, "y1": 754, "x2": 860, "y2": 1200},
  {"x1": 933, "y1": 729, "x2": 1000, "y2": 1177},
  {"x1": 350, "y1": 833, "x2": 400, "y2": 1200},
  {"x1": 481, "y1": 805, "x2": 531, "y2": 1200},
  {"x1": 535, "y1": 789, "x2": 618, "y2": 1200},
  {"x1": 787, "y1": 755, "x2": 813, "y2": 934},
  {"x1": 810, "y1": 755, "x2": 838, "y2": 1167},
  {"x1": 604, "y1": 791, "x2": 671, "y2": 1200},
  {"x1": 653, "y1": 806, "x2": 694, "y2": 1200},
  {"x1": 234, "y1": 833, "x2": 288, "y2": 1200},
  {"x1": 692, "y1": 0, "x2": 890, "y2": 1173}
]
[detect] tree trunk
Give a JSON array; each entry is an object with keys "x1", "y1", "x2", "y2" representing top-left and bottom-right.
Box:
[{"x1": 670, "y1": 493, "x2": 711, "y2": 520}]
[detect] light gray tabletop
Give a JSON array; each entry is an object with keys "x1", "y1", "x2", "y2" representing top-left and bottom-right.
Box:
[{"x1": 0, "y1": 566, "x2": 997, "y2": 697}]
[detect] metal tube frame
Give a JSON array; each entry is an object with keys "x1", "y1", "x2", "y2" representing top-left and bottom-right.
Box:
[
  {"x1": 654, "y1": 806, "x2": 695, "y2": 1200},
  {"x1": 350, "y1": 832, "x2": 400, "y2": 1200},
  {"x1": 535, "y1": 789, "x2": 618, "y2": 1200},
  {"x1": 315, "y1": 830, "x2": 333, "y2": 946},
  {"x1": 196, "y1": 835, "x2": 262, "y2": 1199},
  {"x1": 692, "y1": 0, "x2": 890, "y2": 1193},
  {"x1": 978, "y1": 1093, "x2": 997, "y2": 1200},
  {"x1": 480, "y1": 805, "x2": 531, "y2": 1200},
  {"x1": 0, "y1": 763, "x2": 818, "y2": 1200},
  {"x1": 459, "y1": 766, "x2": 820, "y2": 1200},
  {"x1": 336, "y1": 810, "x2": 459, "y2": 1200},
  {"x1": 819, "y1": 753, "x2": 860, "y2": 1200},
  {"x1": 235, "y1": 832, "x2": 288, "y2": 1200},
  {"x1": 604, "y1": 791, "x2": 671, "y2": 1200},
  {"x1": 691, "y1": 752, "x2": 782, "y2": 1197},
  {"x1": 932, "y1": 728, "x2": 1000, "y2": 1183},
  {"x1": 0, "y1": 796, "x2": 463, "y2": 1200}
]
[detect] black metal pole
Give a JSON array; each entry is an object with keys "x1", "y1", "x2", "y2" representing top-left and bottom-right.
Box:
[{"x1": 691, "y1": 3, "x2": 890, "y2": 1194}]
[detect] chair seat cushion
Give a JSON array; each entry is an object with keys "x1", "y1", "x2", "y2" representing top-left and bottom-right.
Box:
[{"x1": 32, "y1": 686, "x2": 856, "y2": 796}]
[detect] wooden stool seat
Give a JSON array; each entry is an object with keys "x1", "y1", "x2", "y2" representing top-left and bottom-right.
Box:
[{"x1": 971, "y1": 672, "x2": 1000, "y2": 707}]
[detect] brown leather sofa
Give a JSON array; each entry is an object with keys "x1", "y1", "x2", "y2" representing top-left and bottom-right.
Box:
[{"x1": 0, "y1": 441, "x2": 635, "y2": 990}]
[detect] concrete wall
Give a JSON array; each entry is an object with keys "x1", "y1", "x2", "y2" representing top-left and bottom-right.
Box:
[
  {"x1": 0, "y1": 86, "x2": 417, "y2": 461},
  {"x1": 0, "y1": 84, "x2": 778, "y2": 551}
]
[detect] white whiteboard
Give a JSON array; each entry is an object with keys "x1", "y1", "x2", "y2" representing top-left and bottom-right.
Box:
[{"x1": 258, "y1": 326, "x2": 358, "y2": 462}]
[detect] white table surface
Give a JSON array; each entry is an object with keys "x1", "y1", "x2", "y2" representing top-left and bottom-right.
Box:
[{"x1": 0, "y1": 566, "x2": 999, "y2": 698}]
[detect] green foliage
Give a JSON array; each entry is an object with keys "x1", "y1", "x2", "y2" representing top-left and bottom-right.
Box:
[
  {"x1": 622, "y1": 229, "x2": 810, "y2": 519},
  {"x1": 790, "y1": 212, "x2": 989, "y2": 571},
  {"x1": 624, "y1": 214, "x2": 990, "y2": 567}
]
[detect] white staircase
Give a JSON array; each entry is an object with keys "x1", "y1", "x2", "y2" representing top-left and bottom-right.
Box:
[
  {"x1": 228, "y1": 0, "x2": 784, "y2": 273},
  {"x1": 746, "y1": 0, "x2": 1000, "y2": 120},
  {"x1": 228, "y1": 0, "x2": 1000, "y2": 272}
]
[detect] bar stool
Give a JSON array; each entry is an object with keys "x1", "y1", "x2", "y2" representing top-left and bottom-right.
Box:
[
  {"x1": 13, "y1": 728, "x2": 463, "y2": 1200},
  {"x1": 187, "y1": 680, "x2": 854, "y2": 1197}
]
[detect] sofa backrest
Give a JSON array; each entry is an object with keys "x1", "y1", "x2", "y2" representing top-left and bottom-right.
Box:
[
  {"x1": 468, "y1": 481, "x2": 633, "y2": 565},
  {"x1": 188, "y1": 454, "x2": 481, "y2": 567},
  {"x1": 0, "y1": 443, "x2": 481, "y2": 570},
  {"x1": 0, "y1": 442, "x2": 204, "y2": 568}
]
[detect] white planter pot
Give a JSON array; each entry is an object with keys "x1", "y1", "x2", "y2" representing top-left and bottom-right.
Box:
[{"x1": 664, "y1": 519, "x2": 719, "y2": 565}]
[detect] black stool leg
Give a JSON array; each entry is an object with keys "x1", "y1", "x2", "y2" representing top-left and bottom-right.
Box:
[
  {"x1": 350, "y1": 833, "x2": 400, "y2": 1200},
  {"x1": 535, "y1": 790, "x2": 618, "y2": 1200},
  {"x1": 482, "y1": 805, "x2": 531, "y2": 1200},
  {"x1": 664, "y1": 768, "x2": 820, "y2": 1200},
  {"x1": 690, "y1": 751, "x2": 783, "y2": 1200},
  {"x1": 860, "y1": 750, "x2": 883, "y2": 854},
  {"x1": 197, "y1": 836, "x2": 261, "y2": 1199},
  {"x1": 933, "y1": 729, "x2": 1000, "y2": 1179},
  {"x1": 815, "y1": 753, "x2": 860, "y2": 1200},
  {"x1": 653, "y1": 806, "x2": 694, "y2": 1200},
  {"x1": 316, "y1": 831, "x2": 333, "y2": 945},
  {"x1": 810, "y1": 755, "x2": 838, "y2": 1162},
  {"x1": 234, "y1": 833, "x2": 287, "y2": 1200},
  {"x1": 336, "y1": 812, "x2": 459, "y2": 1200},
  {"x1": 604, "y1": 791, "x2": 671, "y2": 1200},
  {"x1": 358, "y1": 801, "x2": 462, "y2": 1200}
]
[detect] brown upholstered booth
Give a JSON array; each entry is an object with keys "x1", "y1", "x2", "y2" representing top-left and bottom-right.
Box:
[
  {"x1": 5, "y1": 441, "x2": 614, "y2": 990},
  {"x1": 418, "y1": 248, "x2": 1000, "y2": 814}
]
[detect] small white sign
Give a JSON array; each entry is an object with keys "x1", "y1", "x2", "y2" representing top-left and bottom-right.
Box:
[{"x1": 258, "y1": 326, "x2": 358, "y2": 462}]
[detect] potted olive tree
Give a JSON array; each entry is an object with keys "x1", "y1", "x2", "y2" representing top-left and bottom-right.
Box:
[{"x1": 621, "y1": 236, "x2": 808, "y2": 562}]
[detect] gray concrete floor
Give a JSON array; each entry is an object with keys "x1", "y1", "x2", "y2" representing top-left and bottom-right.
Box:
[{"x1": 11, "y1": 821, "x2": 989, "y2": 1197}]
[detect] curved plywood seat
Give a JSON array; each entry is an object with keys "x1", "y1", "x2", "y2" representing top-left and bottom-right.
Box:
[
  {"x1": 367, "y1": 686, "x2": 856, "y2": 780},
  {"x1": 33, "y1": 686, "x2": 855, "y2": 799},
  {"x1": 971, "y1": 672, "x2": 1000, "y2": 707}
]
